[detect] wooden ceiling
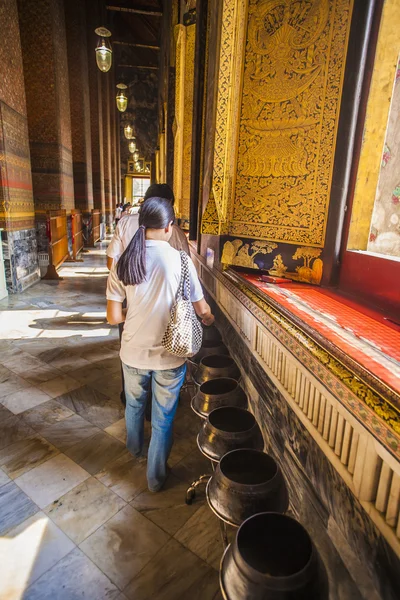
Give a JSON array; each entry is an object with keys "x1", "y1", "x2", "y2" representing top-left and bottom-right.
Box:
[{"x1": 105, "y1": 0, "x2": 163, "y2": 84}]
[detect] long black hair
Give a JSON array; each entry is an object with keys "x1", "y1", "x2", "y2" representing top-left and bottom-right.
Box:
[
  {"x1": 116, "y1": 197, "x2": 175, "y2": 286},
  {"x1": 144, "y1": 183, "x2": 175, "y2": 205}
]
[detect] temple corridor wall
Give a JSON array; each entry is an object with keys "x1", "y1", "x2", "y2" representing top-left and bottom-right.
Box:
[{"x1": 0, "y1": 0, "x2": 40, "y2": 292}]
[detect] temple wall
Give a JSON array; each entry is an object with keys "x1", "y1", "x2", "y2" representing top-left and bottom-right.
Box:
[{"x1": 0, "y1": 0, "x2": 39, "y2": 293}]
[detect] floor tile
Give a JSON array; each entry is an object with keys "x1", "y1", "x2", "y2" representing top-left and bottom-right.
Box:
[
  {"x1": 52, "y1": 384, "x2": 108, "y2": 412},
  {"x1": 69, "y1": 363, "x2": 111, "y2": 385},
  {"x1": 0, "y1": 511, "x2": 75, "y2": 595},
  {"x1": 40, "y1": 414, "x2": 100, "y2": 451},
  {"x1": 1, "y1": 386, "x2": 52, "y2": 415},
  {"x1": 0, "y1": 469, "x2": 11, "y2": 487},
  {"x1": 0, "y1": 400, "x2": 14, "y2": 420},
  {"x1": 79, "y1": 400, "x2": 124, "y2": 429},
  {"x1": 65, "y1": 431, "x2": 126, "y2": 475},
  {"x1": 0, "y1": 414, "x2": 36, "y2": 451},
  {"x1": 174, "y1": 410, "x2": 203, "y2": 438},
  {"x1": 168, "y1": 433, "x2": 198, "y2": 467},
  {"x1": 131, "y1": 474, "x2": 201, "y2": 535},
  {"x1": 174, "y1": 504, "x2": 224, "y2": 570},
  {"x1": 55, "y1": 385, "x2": 124, "y2": 428},
  {"x1": 0, "y1": 435, "x2": 59, "y2": 479},
  {"x1": 15, "y1": 454, "x2": 90, "y2": 509},
  {"x1": 104, "y1": 418, "x2": 127, "y2": 444},
  {"x1": 95, "y1": 451, "x2": 148, "y2": 502},
  {"x1": 24, "y1": 547, "x2": 120, "y2": 600},
  {"x1": 2, "y1": 352, "x2": 50, "y2": 376},
  {"x1": 79, "y1": 504, "x2": 170, "y2": 590},
  {"x1": 0, "y1": 481, "x2": 38, "y2": 535},
  {"x1": 0, "y1": 369, "x2": 30, "y2": 399},
  {"x1": 44, "y1": 477, "x2": 126, "y2": 544},
  {"x1": 21, "y1": 399, "x2": 75, "y2": 432},
  {"x1": 124, "y1": 538, "x2": 220, "y2": 600},
  {"x1": 93, "y1": 356, "x2": 122, "y2": 374},
  {"x1": 87, "y1": 372, "x2": 123, "y2": 400},
  {"x1": 24, "y1": 364, "x2": 64, "y2": 385},
  {"x1": 38, "y1": 375, "x2": 81, "y2": 399},
  {"x1": 36, "y1": 348, "x2": 91, "y2": 372},
  {"x1": 172, "y1": 448, "x2": 212, "y2": 484}
]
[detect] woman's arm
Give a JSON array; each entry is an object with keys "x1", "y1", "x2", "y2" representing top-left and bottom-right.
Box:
[
  {"x1": 106, "y1": 256, "x2": 113, "y2": 270},
  {"x1": 193, "y1": 298, "x2": 214, "y2": 326},
  {"x1": 106, "y1": 300, "x2": 126, "y2": 325}
]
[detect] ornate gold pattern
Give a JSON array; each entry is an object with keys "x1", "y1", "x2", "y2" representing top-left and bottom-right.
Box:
[
  {"x1": 222, "y1": 238, "x2": 277, "y2": 267},
  {"x1": 203, "y1": 0, "x2": 353, "y2": 248},
  {"x1": 270, "y1": 247, "x2": 323, "y2": 284},
  {"x1": 173, "y1": 23, "x2": 196, "y2": 225}
]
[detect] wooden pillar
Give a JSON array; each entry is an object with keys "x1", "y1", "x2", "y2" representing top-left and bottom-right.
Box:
[
  {"x1": 173, "y1": 16, "x2": 196, "y2": 229},
  {"x1": 103, "y1": 74, "x2": 113, "y2": 227},
  {"x1": 18, "y1": 0, "x2": 75, "y2": 252},
  {"x1": 86, "y1": 1, "x2": 105, "y2": 220},
  {"x1": 189, "y1": 0, "x2": 209, "y2": 241}
]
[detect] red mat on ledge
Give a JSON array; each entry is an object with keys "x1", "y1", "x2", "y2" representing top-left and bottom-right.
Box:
[{"x1": 241, "y1": 274, "x2": 400, "y2": 396}]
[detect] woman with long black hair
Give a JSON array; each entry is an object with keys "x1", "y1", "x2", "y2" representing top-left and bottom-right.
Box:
[{"x1": 106, "y1": 197, "x2": 214, "y2": 492}]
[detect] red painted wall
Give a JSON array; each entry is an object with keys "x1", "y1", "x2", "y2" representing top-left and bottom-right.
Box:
[{"x1": 339, "y1": 250, "x2": 400, "y2": 317}]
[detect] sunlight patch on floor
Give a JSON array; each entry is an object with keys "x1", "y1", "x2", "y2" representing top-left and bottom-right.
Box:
[
  {"x1": 0, "y1": 309, "x2": 112, "y2": 340},
  {"x1": 0, "y1": 517, "x2": 48, "y2": 600}
]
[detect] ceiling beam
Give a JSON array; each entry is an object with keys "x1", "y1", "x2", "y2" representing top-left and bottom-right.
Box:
[
  {"x1": 118, "y1": 64, "x2": 159, "y2": 70},
  {"x1": 114, "y1": 40, "x2": 160, "y2": 50},
  {"x1": 106, "y1": 6, "x2": 163, "y2": 17}
]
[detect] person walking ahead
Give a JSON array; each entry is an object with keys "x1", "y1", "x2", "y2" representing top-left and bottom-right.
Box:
[{"x1": 106, "y1": 197, "x2": 214, "y2": 492}]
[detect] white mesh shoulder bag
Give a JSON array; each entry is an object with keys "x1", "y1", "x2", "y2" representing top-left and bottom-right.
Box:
[{"x1": 162, "y1": 251, "x2": 203, "y2": 358}]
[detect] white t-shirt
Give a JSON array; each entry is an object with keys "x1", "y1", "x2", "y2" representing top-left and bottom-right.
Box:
[
  {"x1": 107, "y1": 214, "x2": 140, "y2": 262},
  {"x1": 106, "y1": 240, "x2": 204, "y2": 370}
]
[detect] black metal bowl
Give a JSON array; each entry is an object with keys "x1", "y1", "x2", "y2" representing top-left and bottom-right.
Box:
[
  {"x1": 202, "y1": 323, "x2": 222, "y2": 343},
  {"x1": 194, "y1": 355, "x2": 241, "y2": 386},
  {"x1": 198, "y1": 407, "x2": 264, "y2": 462},
  {"x1": 220, "y1": 512, "x2": 328, "y2": 599},
  {"x1": 191, "y1": 378, "x2": 247, "y2": 419},
  {"x1": 193, "y1": 340, "x2": 229, "y2": 364},
  {"x1": 207, "y1": 448, "x2": 289, "y2": 527}
]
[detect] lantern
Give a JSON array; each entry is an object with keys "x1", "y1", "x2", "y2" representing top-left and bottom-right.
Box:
[
  {"x1": 116, "y1": 83, "x2": 128, "y2": 112},
  {"x1": 128, "y1": 140, "x2": 137, "y2": 153},
  {"x1": 133, "y1": 150, "x2": 140, "y2": 161},
  {"x1": 95, "y1": 28, "x2": 112, "y2": 73},
  {"x1": 124, "y1": 124, "x2": 134, "y2": 139}
]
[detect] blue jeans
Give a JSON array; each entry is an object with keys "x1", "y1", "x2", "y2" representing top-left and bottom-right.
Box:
[{"x1": 122, "y1": 362, "x2": 187, "y2": 491}]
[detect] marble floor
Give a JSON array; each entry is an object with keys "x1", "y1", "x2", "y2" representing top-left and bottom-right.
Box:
[{"x1": 0, "y1": 245, "x2": 223, "y2": 600}]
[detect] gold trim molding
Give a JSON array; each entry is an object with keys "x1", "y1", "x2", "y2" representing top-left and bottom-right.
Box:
[{"x1": 173, "y1": 23, "x2": 196, "y2": 226}]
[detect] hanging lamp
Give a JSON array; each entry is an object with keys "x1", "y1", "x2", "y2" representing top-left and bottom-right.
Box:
[
  {"x1": 133, "y1": 150, "x2": 140, "y2": 161},
  {"x1": 116, "y1": 84, "x2": 128, "y2": 112},
  {"x1": 128, "y1": 140, "x2": 137, "y2": 153},
  {"x1": 95, "y1": 27, "x2": 112, "y2": 73},
  {"x1": 124, "y1": 124, "x2": 134, "y2": 139}
]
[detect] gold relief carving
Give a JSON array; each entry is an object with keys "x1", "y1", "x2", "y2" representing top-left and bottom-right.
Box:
[
  {"x1": 173, "y1": 23, "x2": 195, "y2": 224},
  {"x1": 205, "y1": 0, "x2": 353, "y2": 247},
  {"x1": 270, "y1": 247, "x2": 323, "y2": 284},
  {"x1": 222, "y1": 238, "x2": 277, "y2": 267}
]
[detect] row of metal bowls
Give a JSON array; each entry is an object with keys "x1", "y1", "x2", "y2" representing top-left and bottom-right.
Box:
[{"x1": 192, "y1": 327, "x2": 328, "y2": 599}]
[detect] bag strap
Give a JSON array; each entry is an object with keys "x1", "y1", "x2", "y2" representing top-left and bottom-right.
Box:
[{"x1": 176, "y1": 251, "x2": 191, "y2": 301}]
